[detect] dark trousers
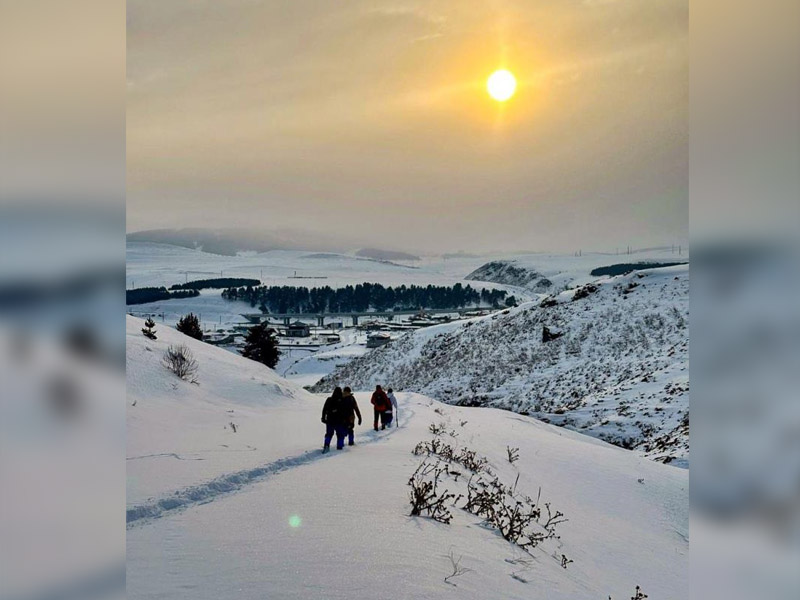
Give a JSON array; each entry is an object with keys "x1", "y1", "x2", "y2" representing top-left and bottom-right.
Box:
[
  {"x1": 382, "y1": 410, "x2": 393, "y2": 427},
  {"x1": 373, "y1": 408, "x2": 381, "y2": 430},
  {"x1": 347, "y1": 424, "x2": 355, "y2": 445},
  {"x1": 324, "y1": 423, "x2": 347, "y2": 449}
]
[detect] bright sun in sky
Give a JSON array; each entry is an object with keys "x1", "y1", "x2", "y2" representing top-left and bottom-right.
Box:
[{"x1": 487, "y1": 69, "x2": 517, "y2": 102}]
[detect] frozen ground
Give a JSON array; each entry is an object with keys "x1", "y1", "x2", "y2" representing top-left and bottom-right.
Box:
[{"x1": 126, "y1": 316, "x2": 687, "y2": 599}]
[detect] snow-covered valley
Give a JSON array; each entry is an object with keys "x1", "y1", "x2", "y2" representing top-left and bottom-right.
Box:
[
  {"x1": 127, "y1": 315, "x2": 687, "y2": 599},
  {"x1": 127, "y1": 243, "x2": 690, "y2": 466}
]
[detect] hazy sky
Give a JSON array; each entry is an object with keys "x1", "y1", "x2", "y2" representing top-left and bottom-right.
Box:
[{"x1": 127, "y1": 0, "x2": 687, "y2": 253}]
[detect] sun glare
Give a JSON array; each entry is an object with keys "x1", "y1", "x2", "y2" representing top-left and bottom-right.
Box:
[{"x1": 487, "y1": 69, "x2": 516, "y2": 102}]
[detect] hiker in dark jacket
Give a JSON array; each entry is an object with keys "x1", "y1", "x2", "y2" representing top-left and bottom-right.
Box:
[
  {"x1": 341, "y1": 386, "x2": 362, "y2": 446},
  {"x1": 321, "y1": 386, "x2": 347, "y2": 452},
  {"x1": 370, "y1": 385, "x2": 391, "y2": 431}
]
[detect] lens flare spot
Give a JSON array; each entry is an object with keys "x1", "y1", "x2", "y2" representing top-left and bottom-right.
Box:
[{"x1": 288, "y1": 515, "x2": 302, "y2": 528}]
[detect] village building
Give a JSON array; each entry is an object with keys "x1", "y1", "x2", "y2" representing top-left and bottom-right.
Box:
[{"x1": 285, "y1": 321, "x2": 311, "y2": 338}]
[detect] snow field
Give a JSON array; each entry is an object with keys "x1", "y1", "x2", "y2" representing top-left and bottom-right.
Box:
[{"x1": 127, "y1": 317, "x2": 687, "y2": 599}]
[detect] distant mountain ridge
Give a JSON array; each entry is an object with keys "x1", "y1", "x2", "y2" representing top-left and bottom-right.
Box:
[
  {"x1": 466, "y1": 260, "x2": 554, "y2": 291},
  {"x1": 355, "y1": 248, "x2": 420, "y2": 262},
  {"x1": 127, "y1": 228, "x2": 353, "y2": 256}
]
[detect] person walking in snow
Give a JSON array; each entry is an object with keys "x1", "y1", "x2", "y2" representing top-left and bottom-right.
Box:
[
  {"x1": 386, "y1": 388, "x2": 398, "y2": 428},
  {"x1": 321, "y1": 386, "x2": 347, "y2": 452},
  {"x1": 342, "y1": 386, "x2": 362, "y2": 446},
  {"x1": 370, "y1": 385, "x2": 391, "y2": 430}
]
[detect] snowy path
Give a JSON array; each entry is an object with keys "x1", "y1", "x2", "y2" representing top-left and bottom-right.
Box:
[{"x1": 127, "y1": 411, "x2": 412, "y2": 527}]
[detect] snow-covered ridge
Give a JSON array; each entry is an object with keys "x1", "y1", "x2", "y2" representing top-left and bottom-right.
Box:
[
  {"x1": 312, "y1": 265, "x2": 689, "y2": 465},
  {"x1": 466, "y1": 260, "x2": 554, "y2": 291}
]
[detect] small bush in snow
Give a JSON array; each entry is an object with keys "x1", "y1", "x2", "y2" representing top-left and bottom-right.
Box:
[
  {"x1": 408, "y1": 460, "x2": 455, "y2": 523},
  {"x1": 572, "y1": 283, "x2": 598, "y2": 301},
  {"x1": 463, "y1": 474, "x2": 567, "y2": 552},
  {"x1": 443, "y1": 548, "x2": 472, "y2": 585},
  {"x1": 455, "y1": 447, "x2": 488, "y2": 473},
  {"x1": 623, "y1": 585, "x2": 647, "y2": 600},
  {"x1": 142, "y1": 317, "x2": 157, "y2": 340},
  {"x1": 506, "y1": 446, "x2": 519, "y2": 464},
  {"x1": 429, "y1": 422, "x2": 446, "y2": 435},
  {"x1": 413, "y1": 438, "x2": 488, "y2": 474},
  {"x1": 163, "y1": 344, "x2": 198, "y2": 382}
]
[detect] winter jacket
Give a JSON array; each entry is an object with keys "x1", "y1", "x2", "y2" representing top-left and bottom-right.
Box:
[
  {"x1": 370, "y1": 389, "x2": 391, "y2": 412},
  {"x1": 387, "y1": 392, "x2": 398, "y2": 412},
  {"x1": 321, "y1": 395, "x2": 347, "y2": 426},
  {"x1": 341, "y1": 392, "x2": 362, "y2": 426}
]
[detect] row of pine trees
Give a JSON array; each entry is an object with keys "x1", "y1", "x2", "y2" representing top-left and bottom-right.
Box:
[{"x1": 222, "y1": 282, "x2": 510, "y2": 313}]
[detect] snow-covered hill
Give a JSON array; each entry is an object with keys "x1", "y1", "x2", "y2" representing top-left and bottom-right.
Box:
[
  {"x1": 312, "y1": 265, "x2": 689, "y2": 465},
  {"x1": 126, "y1": 315, "x2": 687, "y2": 599},
  {"x1": 466, "y1": 260, "x2": 554, "y2": 291}
]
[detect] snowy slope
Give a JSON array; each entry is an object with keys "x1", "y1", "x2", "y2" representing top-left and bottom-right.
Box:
[
  {"x1": 464, "y1": 250, "x2": 688, "y2": 292},
  {"x1": 126, "y1": 316, "x2": 687, "y2": 599},
  {"x1": 312, "y1": 266, "x2": 689, "y2": 465},
  {"x1": 127, "y1": 316, "x2": 322, "y2": 506}
]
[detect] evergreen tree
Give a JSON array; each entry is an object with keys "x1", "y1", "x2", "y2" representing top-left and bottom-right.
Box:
[
  {"x1": 241, "y1": 322, "x2": 281, "y2": 368},
  {"x1": 142, "y1": 317, "x2": 157, "y2": 340},
  {"x1": 176, "y1": 313, "x2": 203, "y2": 341}
]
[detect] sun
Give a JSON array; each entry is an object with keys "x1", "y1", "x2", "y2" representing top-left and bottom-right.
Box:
[{"x1": 487, "y1": 69, "x2": 517, "y2": 102}]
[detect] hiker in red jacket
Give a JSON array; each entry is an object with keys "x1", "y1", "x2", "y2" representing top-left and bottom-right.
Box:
[{"x1": 370, "y1": 385, "x2": 391, "y2": 430}]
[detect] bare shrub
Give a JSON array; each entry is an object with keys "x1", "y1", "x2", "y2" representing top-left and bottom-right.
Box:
[
  {"x1": 413, "y1": 438, "x2": 487, "y2": 473},
  {"x1": 163, "y1": 344, "x2": 198, "y2": 382},
  {"x1": 464, "y1": 474, "x2": 566, "y2": 552},
  {"x1": 455, "y1": 447, "x2": 488, "y2": 473},
  {"x1": 443, "y1": 548, "x2": 472, "y2": 585},
  {"x1": 408, "y1": 460, "x2": 455, "y2": 523},
  {"x1": 429, "y1": 422, "x2": 446, "y2": 435},
  {"x1": 631, "y1": 585, "x2": 648, "y2": 600},
  {"x1": 506, "y1": 446, "x2": 520, "y2": 464}
]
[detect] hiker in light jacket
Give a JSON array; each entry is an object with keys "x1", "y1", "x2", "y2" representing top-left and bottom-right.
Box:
[
  {"x1": 386, "y1": 388, "x2": 398, "y2": 428},
  {"x1": 342, "y1": 386, "x2": 362, "y2": 446}
]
